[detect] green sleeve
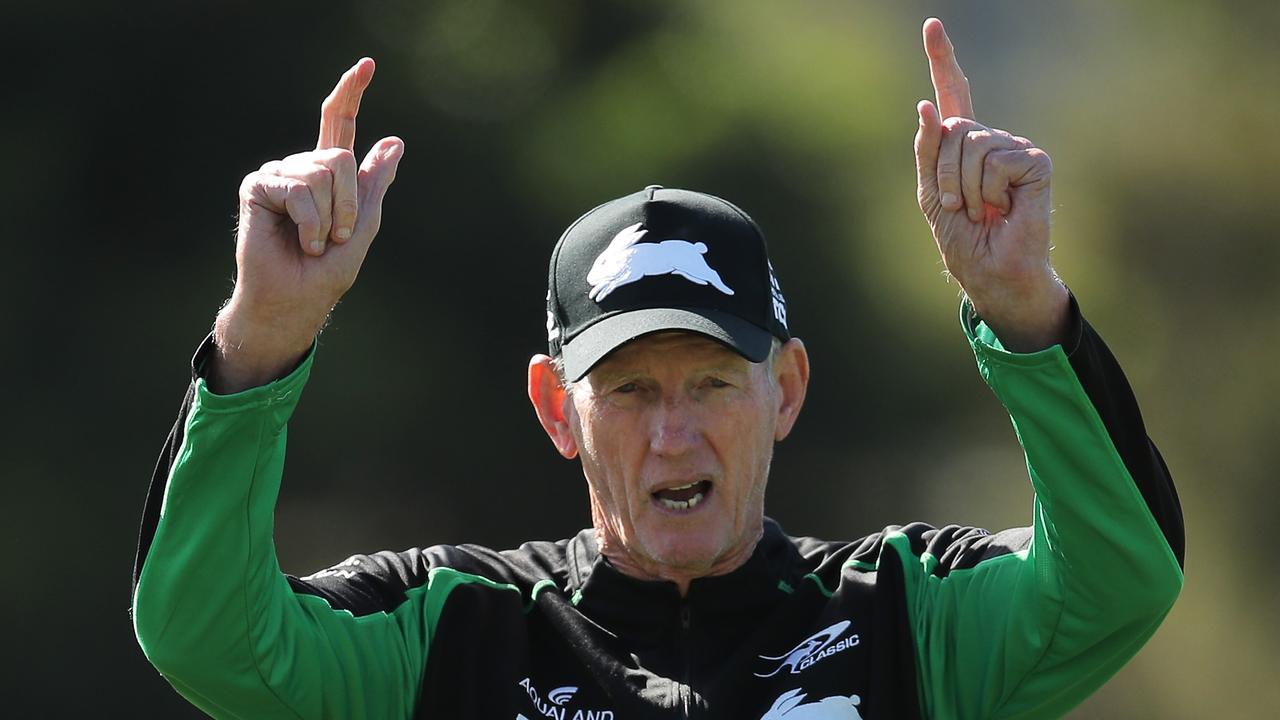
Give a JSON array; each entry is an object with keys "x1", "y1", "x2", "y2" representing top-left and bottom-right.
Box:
[
  {"x1": 131, "y1": 352, "x2": 443, "y2": 719},
  {"x1": 900, "y1": 303, "x2": 1184, "y2": 720}
]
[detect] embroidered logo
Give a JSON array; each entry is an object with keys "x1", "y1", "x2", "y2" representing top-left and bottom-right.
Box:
[
  {"x1": 759, "y1": 688, "x2": 863, "y2": 720},
  {"x1": 768, "y1": 260, "x2": 788, "y2": 329},
  {"x1": 300, "y1": 556, "x2": 361, "y2": 581},
  {"x1": 755, "y1": 620, "x2": 859, "y2": 677},
  {"x1": 517, "y1": 678, "x2": 613, "y2": 720},
  {"x1": 548, "y1": 686, "x2": 577, "y2": 706},
  {"x1": 587, "y1": 223, "x2": 734, "y2": 302},
  {"x1": 546, "y1": 290, "x2": 561, "y2": 341}
]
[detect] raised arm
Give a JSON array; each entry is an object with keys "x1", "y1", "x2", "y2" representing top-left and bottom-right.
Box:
[
  {"x1": 131, "y1": 62, "x2": 430, "y2": 719},
  {"x1": 902, "y1": 18, "x2": 1184, "y2": 719}
]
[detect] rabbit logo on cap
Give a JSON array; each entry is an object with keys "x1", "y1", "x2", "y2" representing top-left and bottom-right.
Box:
[{"x1": 587, "y1": 222, "x2": 735, "y2": 302}]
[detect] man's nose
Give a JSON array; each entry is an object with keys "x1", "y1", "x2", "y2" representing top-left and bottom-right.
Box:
[{"x1": 648, "y1": 396, "x2": 700, "y2": 456}]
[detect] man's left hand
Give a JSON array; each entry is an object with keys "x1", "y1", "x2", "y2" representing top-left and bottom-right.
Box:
[{"x1": 914, "y1": 18, "x2": 1069, "y2": 352}]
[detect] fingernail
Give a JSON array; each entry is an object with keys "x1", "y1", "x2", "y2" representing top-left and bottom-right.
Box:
[
  {"x1": 335, "y1": 227, "x2": 352, "y2": 240},
  {"x1": 941, "y1": 192, "x2": 959, "y2": 208},
  {"x1": 311, "y1": 239, "x2": 325, "y2": 254}
]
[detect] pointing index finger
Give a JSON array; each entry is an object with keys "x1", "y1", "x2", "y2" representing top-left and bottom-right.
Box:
[
  {"x1": 923, "y1": 18, "x2": 974, "y2": 120},
  {"x1": 318, "y1": 58, "x2": 375, "y2": 152}
]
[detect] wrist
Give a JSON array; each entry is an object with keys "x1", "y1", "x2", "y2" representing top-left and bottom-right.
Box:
[
  {"x1": 967, "y1": 274, "x2": 1070, "y2": 353},
  {"x1": 208, "y1": 298, "x2": 323, "y2": 393}
]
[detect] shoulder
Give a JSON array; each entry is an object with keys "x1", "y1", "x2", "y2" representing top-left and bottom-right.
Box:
[
  {"x1": 786, "y1": 521, "x2": 1032, "y2": 583},
  {"x1": 286, "y1": 534, "x2": 582, "y2": 616}
]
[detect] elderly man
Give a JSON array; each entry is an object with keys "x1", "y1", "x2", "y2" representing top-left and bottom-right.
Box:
[{"x1": 132, "y1": 19, "x2": 1183, "y2": 719}]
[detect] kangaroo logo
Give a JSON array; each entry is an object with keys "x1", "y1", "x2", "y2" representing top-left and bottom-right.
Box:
[
  {"x1": 587, "y1": 223, "x2": 735, "y2": 302},
  {"x1": 759, "y1": 688, "x2": 863, "y2": 720},
  {"x1": 755, "y1": 620, "x2": 858, "y2": 678}
]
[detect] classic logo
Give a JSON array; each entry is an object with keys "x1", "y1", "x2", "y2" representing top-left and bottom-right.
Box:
[
  {"x1": 759, "y1": 688, "x2": 863, "y2": 720},
  {"x1": 587, "y1": 223, "x2": 735, "y2": 302},
  {"x1": 755, "y1": 620, "x2": 860, "y2": 677},
  {"x1": 517, "y1": 678, "x2": 613, "y2": 720}
]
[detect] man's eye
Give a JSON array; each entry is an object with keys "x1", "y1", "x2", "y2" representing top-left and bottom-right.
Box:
[
  {"x1": 707, "y1": 377, "x2": 731, "y2": 389},
  {"x1": 614, "y1": 382, "x2": 638, "y2": 394}
]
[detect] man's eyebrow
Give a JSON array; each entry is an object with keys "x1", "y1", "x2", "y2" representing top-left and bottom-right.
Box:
[
  {"x1": 697, "y1": 359, "x2": 750, "y2": 374},
  {"x1": 587, "y1": 366, "x2": 645, "y2": 386}
]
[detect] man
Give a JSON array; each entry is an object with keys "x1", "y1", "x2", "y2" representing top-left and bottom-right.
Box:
[{"x1": 132, "y1": 18, "x2": 1184, "y2": 719}]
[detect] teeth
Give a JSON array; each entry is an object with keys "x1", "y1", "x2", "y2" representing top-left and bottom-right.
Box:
[
  {"x1": 668, "y1": 481, "x2": 699, "y2": 491},
  {"x1": 658, "y1": 492, "x2": 705, "y2": 511}
]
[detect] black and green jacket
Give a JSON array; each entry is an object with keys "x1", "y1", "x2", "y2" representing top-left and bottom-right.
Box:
[{"x1": 132, "y1": 301, "x2": 1184, "y2": 719}]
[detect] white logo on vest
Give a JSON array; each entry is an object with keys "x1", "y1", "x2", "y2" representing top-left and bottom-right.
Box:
[
  {"x1": 755, "y1": 620, "x2": 860, "y2": 677},
  {"x1": 517, "y1": 677, "x2": 612, "y2": 720},
  {"x1": 759, "y1": 688, "x2": 863, "y2": 720}
]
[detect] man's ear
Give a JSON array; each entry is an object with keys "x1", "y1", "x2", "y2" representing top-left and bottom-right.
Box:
[
  {"x1": 772, "y1": 338, "x2": 810, "y2": 442},
  {"x1": 528, "y1": 354, "x2": 579, "y2": 459}
]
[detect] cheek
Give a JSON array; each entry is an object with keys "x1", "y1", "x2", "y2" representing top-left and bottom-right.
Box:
[
  {"x1": 716, "y1": 394, "x2": 777, "y2": 493},
  {"x1": 574, "y1": 405, "x2": 639, "y2": 504}
]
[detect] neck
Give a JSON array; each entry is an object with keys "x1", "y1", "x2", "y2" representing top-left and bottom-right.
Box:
[{"x1": 593, "y1": 524, "x2": 764, "y2": 597}]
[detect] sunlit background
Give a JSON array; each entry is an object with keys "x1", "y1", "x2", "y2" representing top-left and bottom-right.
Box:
[{"x1": 4, "y1": 1, "x2": 1277, "y2": 716}]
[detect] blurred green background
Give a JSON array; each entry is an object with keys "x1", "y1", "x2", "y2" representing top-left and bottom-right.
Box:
[{"x1": 3, "y1": 1, "x2": 1276, "y2": 717}]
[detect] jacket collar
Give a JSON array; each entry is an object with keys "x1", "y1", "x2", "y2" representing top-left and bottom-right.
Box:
[{"x1": 565, "y1": 517, "x2": 801, "y2": 637}]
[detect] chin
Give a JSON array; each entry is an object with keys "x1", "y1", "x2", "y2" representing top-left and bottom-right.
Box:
[{"x1": 636, "y1": 522, "x2": 730, "y2": 576}]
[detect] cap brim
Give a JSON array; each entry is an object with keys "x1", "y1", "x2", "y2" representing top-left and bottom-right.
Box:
[{"x1": 561, "y1": 307, "x2": 775, "y2": 381}]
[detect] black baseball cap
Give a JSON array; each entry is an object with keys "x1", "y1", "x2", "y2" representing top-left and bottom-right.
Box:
[{"x1": 546, "y1": 185, "x2": 790, "y2": 381}]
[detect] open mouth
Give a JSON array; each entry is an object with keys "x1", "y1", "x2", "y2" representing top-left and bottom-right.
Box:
[{"x1": 652, "y1": 480, "x2": 713, "y2": 511}]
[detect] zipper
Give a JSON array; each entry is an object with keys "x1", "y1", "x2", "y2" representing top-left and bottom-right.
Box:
[{"x1": 679, "y1": 603, "x2": 693, "y2": 718}]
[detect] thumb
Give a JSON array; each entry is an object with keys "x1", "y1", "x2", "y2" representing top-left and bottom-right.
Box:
[
  {"x1": 360, "y1": 136, "x2": 405, "y2": 199},
  {"x1": 351, "y1": 136, "x2": 405, "y2": 244},
  {"x1": 914, "y1": 100, "x2": 942, "y2": 217}
]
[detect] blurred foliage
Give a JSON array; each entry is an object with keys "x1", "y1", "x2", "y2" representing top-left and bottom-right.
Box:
[{"x1": 2, "y1": 1, "x2": 1277, "y2": 717}]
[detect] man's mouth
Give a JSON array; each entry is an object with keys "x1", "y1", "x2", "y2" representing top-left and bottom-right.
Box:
[{"x1": 652, "y1": 480, "x2": 713, "y2": 511}]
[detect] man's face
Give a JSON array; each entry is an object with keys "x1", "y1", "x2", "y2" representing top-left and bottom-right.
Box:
[{"x1": 565, "y1": 332, "x2": 783, "y2": 582}]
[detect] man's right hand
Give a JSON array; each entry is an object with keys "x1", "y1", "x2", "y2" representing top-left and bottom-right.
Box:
[{"x1": 210, "y1": 58, "x2": 405, "y2": 393}]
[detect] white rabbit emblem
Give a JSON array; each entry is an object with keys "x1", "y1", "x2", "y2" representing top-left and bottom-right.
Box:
[
  {"x1": 587, "y1": 223, "x2": 735, "y2": 302},
  {"x1": 759, "y1": 688, "x2": 863, "y2": 720}
]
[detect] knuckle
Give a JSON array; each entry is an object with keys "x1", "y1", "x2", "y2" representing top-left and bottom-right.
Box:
[
  {"x1": 334, "y1": 149, "x2": 357, "y2": 173},
  {"x1": 319, "y1": 148, "x2": 358, "y2": 180},
  {"x1": 300, "y1": 163, "x2": 334, "y2": 189},
  {"x1": 241, "y1": 171, "x2": 284, "y2": 199},
  {"x1": 935, "y1": 160, "x2": 960, "y2": 179},
  {"x1": 334, "y1": 198, "x2": 359, "y2": 218},
  {"x1": 966, "y1": 128, "x2": 992, "y2": 145}
]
